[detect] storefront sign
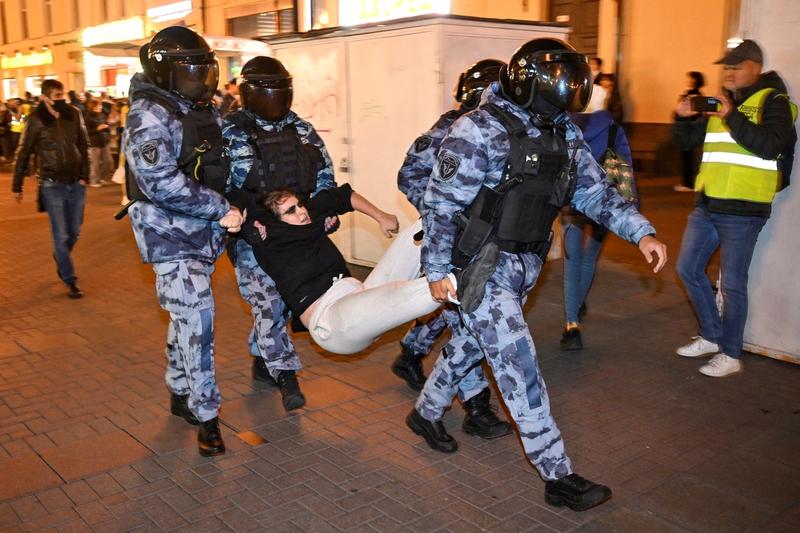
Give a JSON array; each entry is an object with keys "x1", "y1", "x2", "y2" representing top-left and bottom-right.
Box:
[
  {"x1": 205, "y1": 37, "x2": 271, "y2": 56},
  {"x1": 147, "y1": 1, "x2": 193, "y2": 23},
  {"x1": 339, "y1": 0, "x2": 450, "y2": 26},
  {"x1": 1, "y1": 50, "x2": 53, "y2": 69},
  {"x1": 81, "y1": 17, "x2": 145, "y2": 48}
]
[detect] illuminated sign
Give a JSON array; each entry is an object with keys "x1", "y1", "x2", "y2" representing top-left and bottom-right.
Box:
[
  {"x1": 147, "y1": 1, "x2": 193, "y2": 23},
  {"x1": 1, "y1": 50, "x2": 54, "y2": 69},
  {"x1": 205, "y1": 37, "x2": 271, "y2": 56},
  {"x1": 340, "y1": 0, "x2": 451, "y2": 26},
  {"x1": 81, "y1": 17, "x2": 145, "y2": 48}
]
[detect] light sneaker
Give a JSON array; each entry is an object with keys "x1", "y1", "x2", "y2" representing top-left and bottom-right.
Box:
[
  {"x1": 676, "y1": 336, "x2": 719, "y2": 358},
  {"x1": 699, "y1": 353, "x2": 742, "y2": 377}
]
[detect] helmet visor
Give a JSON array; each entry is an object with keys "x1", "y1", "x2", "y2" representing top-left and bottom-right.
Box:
[
  {"x1": 245, "y1": 85, "x2": 293, "y2": 122},
  {"x1": 535, "y1": 60, "x2": 592, "y2": 112},
  {"x1": 172, "y1": 60, "x2": 219, "y2": 104}
]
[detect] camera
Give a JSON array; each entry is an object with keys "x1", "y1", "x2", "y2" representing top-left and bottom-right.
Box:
[{"x1": 690, "y1": 96, "x2": 721, "y2": 113}]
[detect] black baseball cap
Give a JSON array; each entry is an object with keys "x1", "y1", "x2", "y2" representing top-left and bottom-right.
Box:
[{"x1": 715, "y1": 39, "x2": 763, "y2": 65}]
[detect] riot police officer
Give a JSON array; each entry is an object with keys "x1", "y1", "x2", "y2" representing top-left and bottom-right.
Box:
[
  {"x1": 125, "y1": 27, "x2": 242, "y2": 457},
  {"x1": 394, "y1": 59, "x2": 512, "y2": 440},
  {"x1": 223, "y1": 56, "x2": 336, "y2": 411},
  {"x1": 408, "y1": 38, "x2": 667, "y2": 511}
]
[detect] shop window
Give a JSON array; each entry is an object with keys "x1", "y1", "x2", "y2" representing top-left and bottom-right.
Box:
[
  {"x1": 25, "y1": 76, "x2": 42, "y2": 95},
  {"x1": 310, "y1": 0, "x2": 335, "y2": 29},
  {"x1": 228, "y1": 8, "x2": 296, "y2": 39},
  {"x1": 2, "y1": 78, "x2": 18, "y2": 99}
]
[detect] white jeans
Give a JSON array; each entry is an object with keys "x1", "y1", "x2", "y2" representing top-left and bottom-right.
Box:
[{"x1": 306, "y1": 219, "x2": 441, "y2": 354}]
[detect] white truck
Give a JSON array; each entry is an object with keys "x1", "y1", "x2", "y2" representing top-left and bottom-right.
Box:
[{"x1": 269, "y1": 15, "x2": 568, "y2": 265}]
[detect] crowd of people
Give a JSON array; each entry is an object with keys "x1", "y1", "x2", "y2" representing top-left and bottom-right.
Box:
[{"x1": 7, "y1": 25, "x2": 796, "y2": 516}]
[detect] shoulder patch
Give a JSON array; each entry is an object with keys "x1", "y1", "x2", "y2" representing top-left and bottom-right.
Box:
[
  {"x1": 414, "y1": 135, "x2": 433, "y2": 153},
  {"x1": 139, "y1": 140, "x2": 160, "y2": 167},
  {"x1": 437, "y1": 151, "x2": 461, "y2": 182}
]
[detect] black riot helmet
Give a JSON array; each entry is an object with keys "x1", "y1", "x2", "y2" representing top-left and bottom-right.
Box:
[
  {"x1": 240, "y1": 56, "x2": 293, "y2": 122},
  {"x1": 453, "y1": 59, "x2": 505, "y2": 110},
  {"x1": 500, "y1": 38, "x2": 592, "y2": 117},
  {"x1": 146, "y1": 26, "x2": 219, "y2": 105}
]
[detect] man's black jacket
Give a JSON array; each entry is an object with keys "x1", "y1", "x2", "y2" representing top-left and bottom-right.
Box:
[
  {"x1": 12, "y1": 103, "x2": 89, "y2": 193},
  {"x1": 673, "y1": 71, "x2": 795, "y2": 217}
]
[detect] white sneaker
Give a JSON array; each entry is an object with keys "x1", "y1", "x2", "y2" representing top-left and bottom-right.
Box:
[
  {"x1": 699, "y1": 353, "x2": 742, "y2": 377},
  {"x1": 676, "y1": 336, "x2": 719, "y2": 357}
]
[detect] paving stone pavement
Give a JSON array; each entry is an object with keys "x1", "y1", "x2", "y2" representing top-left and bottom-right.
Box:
[{"x1": 0, "y1": 169, "x2": 798, "y2": 532}]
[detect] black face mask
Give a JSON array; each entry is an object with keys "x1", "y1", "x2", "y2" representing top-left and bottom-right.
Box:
[{"x1": 53, "y1": 99, "x2": 71, "y2": 114}]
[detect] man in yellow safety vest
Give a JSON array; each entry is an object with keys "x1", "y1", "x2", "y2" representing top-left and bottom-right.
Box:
[{"x1": 673, "y1": 39, "x2": 797, "y2": 377}]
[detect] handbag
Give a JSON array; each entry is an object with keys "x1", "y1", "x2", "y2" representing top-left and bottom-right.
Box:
[{"x1": 601, "y1": 123, "x2": 638, "y2": 203}]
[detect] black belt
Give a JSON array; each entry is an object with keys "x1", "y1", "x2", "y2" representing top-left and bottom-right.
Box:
[{"x1": 40, "y1": 176, "x2": 79, "y2": 184}]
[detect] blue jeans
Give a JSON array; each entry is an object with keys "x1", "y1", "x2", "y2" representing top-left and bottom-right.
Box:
[
  {"x1": 562, "y1": 221, "x2": 606, "y2": 323},
  {"x1": 677, "y1": 207, "x2": 767, "y2": 358},
  {"x1": 40, "y1": 181, "x2": 85, "y2": 286}
]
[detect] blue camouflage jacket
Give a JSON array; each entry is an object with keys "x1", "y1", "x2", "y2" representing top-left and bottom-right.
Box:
[
  {"x1": 422, "y1": 83, "x2": 656, "y2": 282},
  {"x1": 125, "y1": 74, "x2": 230, "y2": 264},
  {"x1": 222, "y1": 108, "x2": 336, "y2": 196},
  {"x1": 397, "y1": 108, "x2": 465, "y2": 213}
]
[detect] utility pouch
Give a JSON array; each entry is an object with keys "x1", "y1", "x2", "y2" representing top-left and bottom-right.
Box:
[
  {"x1": 458, "y1": 215, "x2": 493, "y2": 257},
  {"x1": 549, "y1": 148, "x2": 578, "y2": 208}
]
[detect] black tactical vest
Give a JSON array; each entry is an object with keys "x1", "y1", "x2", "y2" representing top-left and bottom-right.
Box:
[
  {"x1": 230, "y1": 113, "x2": 322, "y2": 196},
  {"x1": 453, "y1": 103, "x2": 575, "y2": 262},
  {"x1": 127, "y1": 92, "x2": 228, "y2": 202}
]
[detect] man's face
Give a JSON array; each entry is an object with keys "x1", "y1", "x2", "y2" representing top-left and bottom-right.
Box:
[
  {"x1": 43, "y1": 88, "x2": 64, "y2": 102},
  {"x1": 276, "y1": 195, "x2": 310, "y2": 225},
  {"x1": 590, "y1": 59, "x2": 600, "y2": 74},
  {"x1": 723, "y1": 60, "x2": 761, "y2": 91}
]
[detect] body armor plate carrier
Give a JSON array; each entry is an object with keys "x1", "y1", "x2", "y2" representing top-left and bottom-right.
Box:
[
  {"x1": 126, "y1": 92, "x2": 229, "y2": 204},
  {"x1": 230, "y1": 113, "x2": 322, "y2": 200},
  {"x1": 452, "y1": 103, "x2": 576, "y2": 267}
]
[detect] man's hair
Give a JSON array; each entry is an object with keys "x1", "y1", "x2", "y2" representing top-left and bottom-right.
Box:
[
  {"x1": 228, "y1": 78, "x2": 238, "y2": 87},
  {"x1": 261, "y1": 189, "x2": 298, "y2": 217},
  {"x1": 590, "y1": 57, "x2": 603, "y2": 68},
  {"x1": 41, "y1": 79, "x2": 64, "y2": 97},
  {"x1": 688, "y1": 71, "x2": 705, "y2": 90}
]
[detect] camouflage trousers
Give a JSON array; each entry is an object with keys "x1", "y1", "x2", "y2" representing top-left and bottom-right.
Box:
[
  {"x1": 402, "y1": 310, "x2": 489, "y2": 402},
  {"x1": 416, "y1": 252, "x2": 574, "y2": 481},
  {"x1": 154, "y1": 260, "x2": 221, "y2": 423},
  {"x1": 234, "y1": 239, "x2": 301, "y2": 380}
]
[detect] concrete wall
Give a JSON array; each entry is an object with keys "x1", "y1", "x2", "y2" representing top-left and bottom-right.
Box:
[
  {"x1": 742, "y1": 0, "x2": 800, "y2": 363},
  {"x1": 618, "y1": 0, "x2": 728, "y2": 124}
]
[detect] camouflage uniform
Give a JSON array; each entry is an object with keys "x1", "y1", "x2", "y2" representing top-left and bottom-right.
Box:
[
  {"x1": 125, "y1": 73, "x2": 230, "y2": 423},
  {"x1": 223, "y1": 109, "x2": 335, "y2": 380},
  {"x1": 398, "y1": 109, "x2": 487, "y2": 400},
  {"x1": 418, "y1": 84, "x2": 656, "y2": 480}
]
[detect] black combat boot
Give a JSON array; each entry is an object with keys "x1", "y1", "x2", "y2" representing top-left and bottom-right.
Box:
[
  {"x1": 545, "y1": 473, "x2": 612, "y2": 511},
  {"x1": 405, "y1": 409, "x2": 458, "y2": 453},
  {"x1": 391, "y1": 345, "x2": 426, "y2": 391},
  {"x1": 170, "y1": 393, "x2": 199, "y2": 425},
  {"x1": 560, "y1": 326, "x2": 583, "y2": 351},
  {"x1": 462, "y1": 388, "x2": 513, "y2": 439},
  {"x1": 252, "y1": 356, "x2": 272, "y2": 382},
  {"x1": 276, "y1": 370, "x2": 306, "y2": 411},
  {"x1": 198, "y1": 417, "x2": 226, "y2": 457}
]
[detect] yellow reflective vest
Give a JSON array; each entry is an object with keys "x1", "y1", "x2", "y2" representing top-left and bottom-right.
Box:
[{"x1": 695, "y1": 88, "x2": 797, "y2": 204}]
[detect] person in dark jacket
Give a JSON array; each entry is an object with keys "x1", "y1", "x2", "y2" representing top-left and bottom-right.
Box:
[
  {"x1": 673, "y1": 40, "x2": 797, "y2": 377},
  {"x1": 675, "y1": 71, "x2": 705, "y2": 191},
  {"x1": 12, "y1": 79, "x2": 89, "y2": 298},
  {"x1": 559, "y1": 110, "x2": 635, "y2": 350},
  {"x1": 241, "y1": 184, "x2": 444, "y2": 356},
  {"x1": 85, "y1": 98, "x2": 113, "y2": 187}
]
